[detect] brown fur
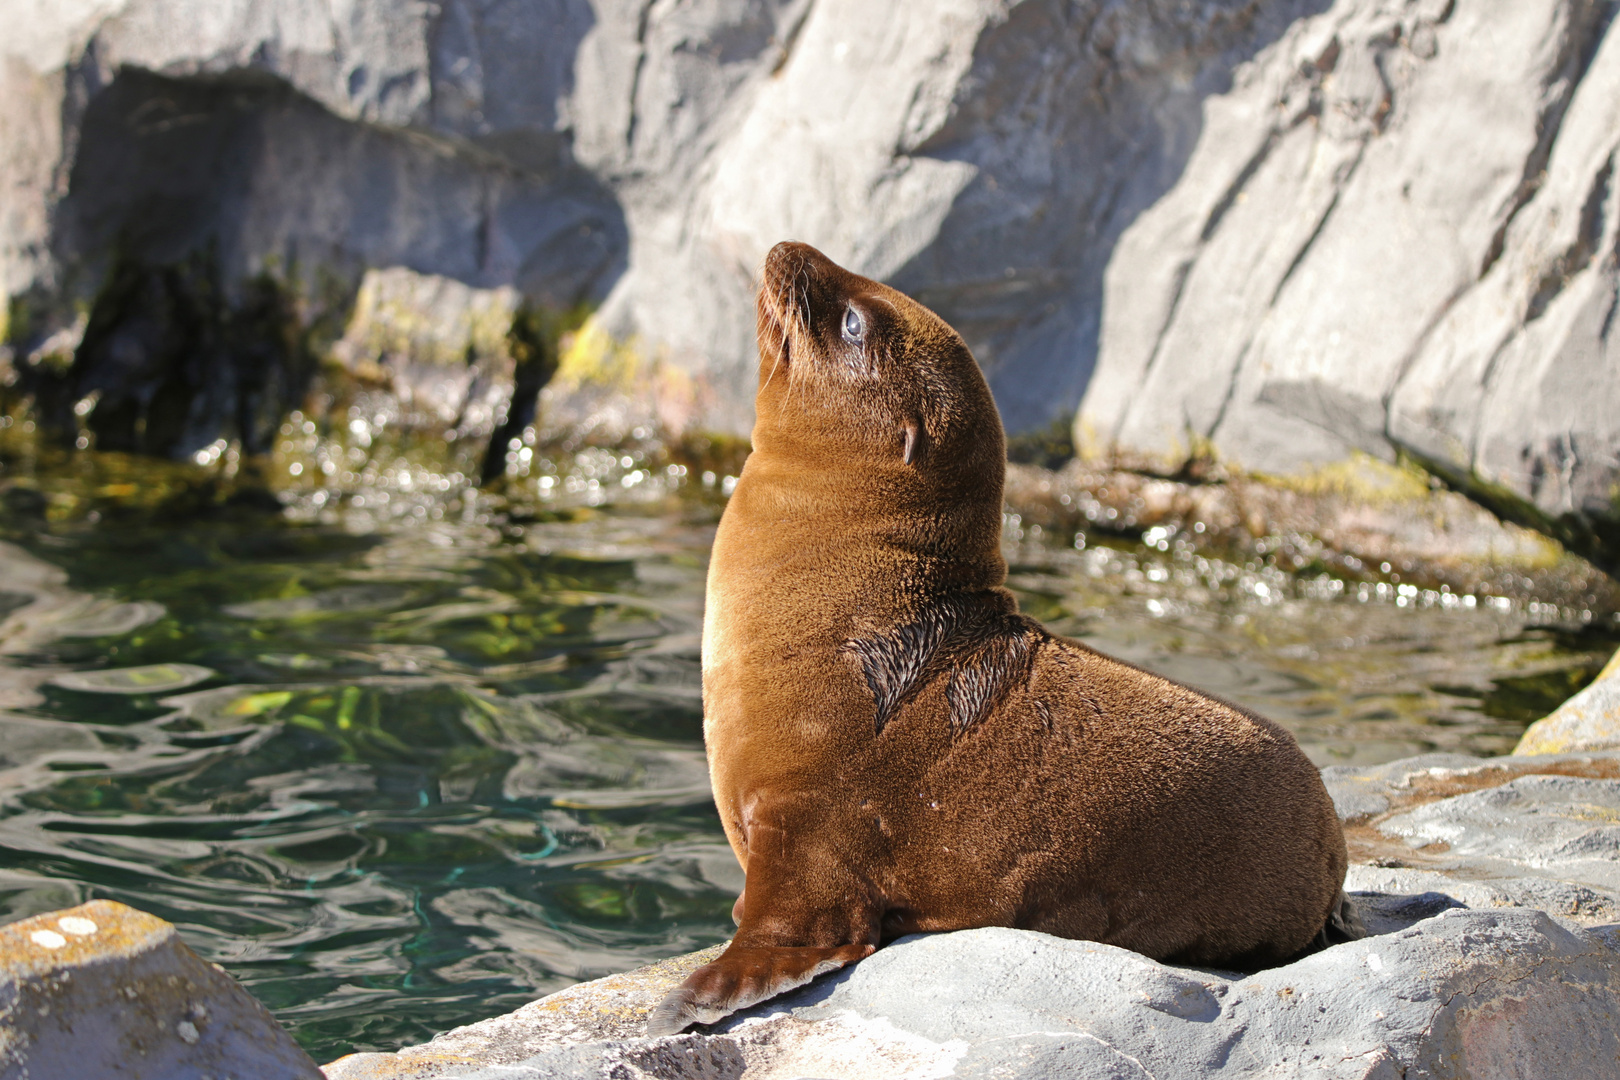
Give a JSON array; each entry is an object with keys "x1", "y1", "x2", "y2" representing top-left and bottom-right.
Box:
[{"x1": 645, "y1": 242, "x2": 1352, "y2": 1035}]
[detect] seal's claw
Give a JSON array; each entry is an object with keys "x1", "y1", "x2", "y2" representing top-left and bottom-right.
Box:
[{"x1": 643, "y1": 943, "x2": 873, "y2": 1036}]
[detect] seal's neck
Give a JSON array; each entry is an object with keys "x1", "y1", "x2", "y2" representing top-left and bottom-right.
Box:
[{"x1": 726, "y1": 424, "x2": 1008, "y2": 605}]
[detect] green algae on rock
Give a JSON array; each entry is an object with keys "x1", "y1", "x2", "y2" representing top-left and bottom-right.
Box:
[{"x1": 1517, "y1": 647, "x2": 1620, "y2": 755}]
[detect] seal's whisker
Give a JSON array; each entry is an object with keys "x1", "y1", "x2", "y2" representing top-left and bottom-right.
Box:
[
  {"x1": 762, "y1": 346, "x2": 784, "y2": 392},
  {"x1": 781, "y1": 284, "x2": 798, "y2": 393},
  {"x1": 796, "y1": 266, "x2": 813, "y2": 333},
  {"x1": 763, "y1": 313, "x2": 787, "y2": 392},
  {"x1": 784, "y1": 281, "x2": 811, "y2": 404}
]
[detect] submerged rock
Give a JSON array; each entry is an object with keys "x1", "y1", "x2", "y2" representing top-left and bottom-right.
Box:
[
  {"x1": 1001, "y1": 456, "x2": 1620, "y2": 612},
  {"x1": 0, "y1": 899, "x2": 322, "y2": 1080},
  {"x1": 322, "y1": 751, "x2": 1620, "y2": 1080},
  {"x1": 1516, "y1": 648, "x2": 1620, "y2": 755}
]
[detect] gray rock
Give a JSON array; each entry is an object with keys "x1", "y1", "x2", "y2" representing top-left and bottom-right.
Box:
[
  {"x1": 6, "y1": 0, "x2": 1620, "y2": 555},
  {"x1": 1077, "y1": 0, "x2": 1620, "y2": 569},
  {"x1": 2, "y1": 0, "x2": 1332, "y2": 442},
  {"x1": 325, "y1": 750, "x2": 1620, "y2": 1079},
  {"x1": 594, "y1": 0, "x2": 1330, "y2": 434},
  {"x1": 0, "y1": 898, "x2": 322, "y2": 1080},
  {"x1": 1327, "y1": 751, "x2": 1620, "y2": 923},
  {"x1": 323, "y1": 944, "x2": 727, "y2": 1077},
  {"x1": 327, "y1": 914, "x2": 1620, "y2": 1080},
  {"x1": 1382, "y1": 774, "x2": 1620, "y2": 894},
  {"x1": 1321, "y1": 751, "x2": 1487, "y2": 820}
]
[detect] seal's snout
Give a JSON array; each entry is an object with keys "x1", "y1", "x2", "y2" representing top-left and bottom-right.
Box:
[
  {"x1": 760, "y1": 242, "x2": 819, "y2": 315},
  {"x1": 763, "y1": 240, "x2": 822, "y2": 280},
  {"x1": 758, "y1": 241, "x2": 826, "y2": 369},
  {"x1": 762, "y1": 241, "x2": 842, "y2": 304}
]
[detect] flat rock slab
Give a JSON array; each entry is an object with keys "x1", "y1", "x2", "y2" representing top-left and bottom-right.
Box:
[
  {"x1": 1325, "y1": 750, "x2": 1620, "y2": 923},
  {"x1": 0, "y1": 899, "x2": 322, "y2": 1080},
  {"x1": 325, "y1": 945, "x2": 725, "y2": 1079},
  {"x1": 325, "y1": 914, "x2": 1620, "y2": 1080},
  {"x1": 326, "y1": 751, "x2": 1620, "y2": 1079}
]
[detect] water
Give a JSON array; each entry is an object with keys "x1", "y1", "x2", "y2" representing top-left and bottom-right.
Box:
[{"x1": 0, "y1": 436, "x2": 1615, "y2": 1064}]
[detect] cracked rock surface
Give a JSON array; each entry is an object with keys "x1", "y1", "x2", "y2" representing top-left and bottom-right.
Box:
[
  {"x1": 324, "y1": 751, "x2": 1620, "y2": 1079},
  {"x1": 4, "y1": 0, "x2": 1617, "y2": 562},
  {"x1": 1078, "y1": 0, "x2": 1620, "y2": 569}
]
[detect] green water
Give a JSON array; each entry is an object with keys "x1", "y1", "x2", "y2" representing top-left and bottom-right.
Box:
[{"x1": 0, "y1": 428, "x2": 1616, "y2": 1063}]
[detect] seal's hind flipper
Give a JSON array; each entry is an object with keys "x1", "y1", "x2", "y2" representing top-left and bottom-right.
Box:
[
  {"x1": 1290, "y1": 890, "x2": 1366, "y2": 961},
  {"x1": 645, "y1": 943, "x2": 873, "y2": 1036},
  {"x1": 1323, "y1": 890, "x2": 1366, "y2": 943}
]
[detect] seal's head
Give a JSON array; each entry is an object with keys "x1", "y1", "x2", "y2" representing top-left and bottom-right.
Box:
[{"x1": 753, "y1": 242, "x2": 1005, "y2": 511}]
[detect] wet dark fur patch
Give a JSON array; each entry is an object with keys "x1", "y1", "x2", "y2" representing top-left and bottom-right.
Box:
[
  {"x1": 946, "y1": 630, "x2": 1033, "y2": 735},
  {"x1": 844, "y1": 599, "x2": 1041, "y2": 736},
  {"x1": 843, "y1": 616, "x2": 951, "y2": 732}
]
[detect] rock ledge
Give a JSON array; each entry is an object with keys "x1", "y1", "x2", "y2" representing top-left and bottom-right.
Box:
[{"x1": 325, "y1": 751, "x2": 1620, "y2": 1079}]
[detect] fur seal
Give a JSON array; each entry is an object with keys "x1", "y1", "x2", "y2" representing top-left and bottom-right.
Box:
[{"x1": 646, "y1": 242, "x2": 1358, "y2": 1035}]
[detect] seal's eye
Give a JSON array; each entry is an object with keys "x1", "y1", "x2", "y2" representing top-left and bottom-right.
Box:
[{"x1": 842, "y1": 306, "x2": 865, "y2": 343}]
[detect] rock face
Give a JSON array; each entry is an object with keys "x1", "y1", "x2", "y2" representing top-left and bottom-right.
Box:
[
  {"x1": 1077, "y1": 0, "x2": 1620, "y2": 569},
  {"x1": 3, "y1": 0, "x2": 1331, "y2": 444},
  {"x1": 0, "y1": 898, "x2": 323, "y2": 1080},
  {"x1": 4, "y1": 0, "x2": 1619, "y2": 561},
  {"x1": 1517, "y1": 647, "x2": 1620, "y2": 754},
  {"x1": 324, "y1": 751, "x2": 1620, "y2": 1080}
]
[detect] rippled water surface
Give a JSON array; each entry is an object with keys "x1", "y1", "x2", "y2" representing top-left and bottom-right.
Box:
[{"x1": 0, "y1": 445, "x2": 1615, "y2": 1063}]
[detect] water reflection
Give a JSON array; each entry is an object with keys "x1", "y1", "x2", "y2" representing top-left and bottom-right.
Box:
[
  {"x1": 1004, "y1": 538, "x2": 1613, "y2": 764},
  {"x1": 0, "y1": 513, "x2": 735, "y2": 1059},
  {"x1": 0, "y1": 465, "x2": 1613, "y2": 1062}
]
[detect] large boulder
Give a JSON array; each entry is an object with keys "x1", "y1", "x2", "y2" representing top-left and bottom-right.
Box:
[
  {"x1": 2, "y1": 0, "x2": 1331, "y2": 442},
  {"x1": 325, "y1": 750, "x2": 1620, "y2": 1080},
  {"x1": 0, "y1": 899, "x2": 322, "y2": 1080},
  {"x1": 1077, "y1": 0, "x2": 1620, "y2": 570},
  {"x1": 5, "y1": 0, "x2": 1619, "y2": 563},
  {"x1": 334, "y1": 912, "x2": 1620, "y2": 1080}
]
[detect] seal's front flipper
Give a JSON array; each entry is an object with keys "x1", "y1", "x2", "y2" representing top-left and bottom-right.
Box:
[
  {"x1": 645, "y1": 942, "x2": 873, "y2": 1036},
  {"x1": 647, "y1": 795, "x2": 880, "y2": 1034}
]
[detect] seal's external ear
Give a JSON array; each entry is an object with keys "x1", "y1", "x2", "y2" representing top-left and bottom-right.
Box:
[{"x1": 902, "y1": 419, "x2": 925, "y2": 466}]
